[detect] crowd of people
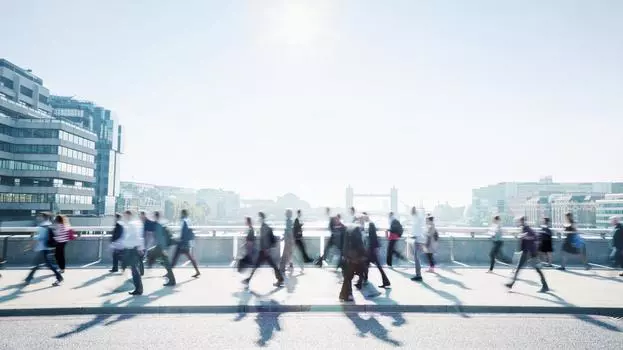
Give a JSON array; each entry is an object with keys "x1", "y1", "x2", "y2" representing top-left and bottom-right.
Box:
[{"x1": 11, "y1": 206, "x2": 623, "y2": 302}]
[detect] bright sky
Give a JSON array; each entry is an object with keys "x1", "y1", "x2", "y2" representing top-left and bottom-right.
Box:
[{"x1": 2, "y1": 0, "x2": 622, "y2": 208}]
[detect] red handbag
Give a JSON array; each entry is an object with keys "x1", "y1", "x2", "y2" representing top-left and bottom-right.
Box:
[{"x1": 68, "y1": 229, "x2": 77, "y2": 241}]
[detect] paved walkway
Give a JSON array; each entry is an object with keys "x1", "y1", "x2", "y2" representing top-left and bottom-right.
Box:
[{"x1": 1, "y1": 265, "x2": 622, "y2": 316}]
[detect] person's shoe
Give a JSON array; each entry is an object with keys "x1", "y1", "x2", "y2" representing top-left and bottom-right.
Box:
[
  {"x1": 192, "y1": 272, "x2": 201, "y2": 278},
  {"x1": 129, "y1": 290, "x2": 143, "y2": 296},
  {"x1": 354, "y1": 283, "x2": 363, "y2": 290},
  {"x1": 539, "y1": 286, "x2": 550, "y2": 293},
  {"x1": 242, "y1": 278, "x2": 250, "y2": 285},
  {"x1": 274, "y1": 280, "x2": 284, "y2": 287},
  {"x1": 410, "y1": 276, "x2": 423, "y2": 282},
  {"x1": 109, "y1": 269, "x2": 118, "y2": 273},
  {"x1": 505, "y1": 282, "x2": 514, "y2": 289},
  {"x1": 486, "y1": 270, "x2": 493, "y2": 273},
  {"x1": 619, "y1": 272, "x2": 623, "y2": 277},
  {"x1": 314, "y1": 258, "x2": 323, "y2": 267},
  {"x1": 427, "y1": 268, "x2": 435, "y2": 273},
  {"x1": 379, "y1": 284, "x2": 391, "y2": 289},
  {"x1": 60, "y1": 269, "x2": 65, "y2": 274},
  {"x1": 557, "y1": 267, "x2": 566, "y2": 271},
  {"x1": 289, "y1": 263, "x2": 294, "y2": 270},
  {"x1": 52, "y1": 279, "x2": 63, "y2": 287},
  {"x1": 339, "y1": 295, "x2": 354, "y2": 302},
  {"x1": 585, "y1": 264, "x2": 592, "y2": 270},
  {"x1": 163, "y1": 281, "x2": 176, "y2": 287}
]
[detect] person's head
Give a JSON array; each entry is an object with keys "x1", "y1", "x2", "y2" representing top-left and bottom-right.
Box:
[
  {"x1": 36, "y1": 212, "x2": 51, "y2": 224},
  {"x1": 493, "y1": 215, "x2": 501, "y2": 224},
  {"x1": 411, "y1": 206, "x2": 417, "y2": 216},
  {"x1": 611, "y1": 216, "x2": 620, "y2": 226},
  {"x1": 388, "y1": 211, "x2": 395, "y2": 221},
  {"x1": 54, "y1": 215, "x2": 67, "y2": 225},
  {"x1": 336, "y1": 213, "x2": 342, "y2": 221},
  {"x1": 542, "y1": 217, "x2": 551, "y2": 226},
  {"x1": 325, "y1": 207, "x2": 331, "y2": 217},
  {"x1": 296, "y1": 209, "x2": 302, "y2": 218},
  {"x1": 565, "y1": 212, "x2": 574, "y2": 225},
  {"x1": 285, "y1": 209, "x2": 293, "y2": 219},
  {"x1": 245, "y1": 216, "x2": 253, "y2": 227},
  {"x1": 427, "y1": 216, "x2": 435, "y2": 224},
  {"x1": 516, "y1": 216, "x2": 526, "y2": 227},
  {"x1": 258, "y1": 211, "x2": 266, "y2": 223},
  {"x1": 124, "y1": 210, "x2": 133, "y2": 222},
  {"x1": 139, "y1": 211, "x2": 147, "y2": 222},
  {"x1": 115, "y1": 213, "x2": 122, "y2": 222},
  {"x1": 362, "y1": 212, "x2": 370, "y2": 223},
  {"x1": 181, "y1": 209, "x2": 189, "y2": 219},
  {"x1": 154, "y1": 211, "x2": 161, "y2": 220},
  {"x1": 350, "y1": 207, "x2": 356, "y2": 216}
]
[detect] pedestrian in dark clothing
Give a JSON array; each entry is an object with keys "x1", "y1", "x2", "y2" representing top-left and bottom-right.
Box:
[
  {"x1": 171, "y1": 209, "x2": 201, "y2": 278},
  {"x1": 317, "y1": 211, "x2": 344, "y2": 268},
  {"x1": 386, "y1": 212, "x2": 406, "y2": 267},
  {"x1": 293, "y1": 210, "x2": 313, "y2": 263},
  {"x1": 505, "y1": 216, "x2": 549, "y2": 293},
  {"x1": 25, "y1": 212, "x2": 63, "y2": 286},
  {"x1": 539, "y1": 217, "x2": 554, "y2": 266},
  {"x1": 244, "y1": 212, "x2": 284, "y2": 287},
  {"x1": 361, "y1": 214, "x2": 390, "y2": 288},
  {"x1": 237, "y1": 217, "x2": 256, "y2": 272},
  {"x1": 146, "y1": 211, "x2": 176, "y2": 286},
  {"x1": 609, "y1": 216, "x2": 623, "y2": 276},
  {"x1": 558, "y1": 212, "x2": 590, "y2": 270},
  {"x1": 339, "y1": 224, "x2": 368, "y2": 302},
  {"x1": 110, "y1": 213, "x2": 124, "y2": 273}
]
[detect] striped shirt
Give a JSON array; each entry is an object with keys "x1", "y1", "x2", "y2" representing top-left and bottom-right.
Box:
[{"x1": 54, "y1": 224, "x2": 71, "y2": 243}]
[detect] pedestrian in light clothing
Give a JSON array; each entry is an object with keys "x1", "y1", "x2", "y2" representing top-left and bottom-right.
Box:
[
  {"x1": 146, "y1": 211, "x2": 176, "y2": 286},
  {"x1": 279, "y1": 209, "x2": 297, "y2": 274},
  {"x1": 25, "y1": 212, "x2": 63, "y2": 286},
  {"x1": 488, "y1": 215, "x2": 511, "y2": 272},
  {"x1": 171, "y1": 209, "x2": 201, "y2": 278},
  {"x1": 53, "y1": 215, "x2": 72, "y2": 273},
  {"x1": 409, "y1": 207, "x2": 425, "y2": 281},
  {"x1": 122, "y1": 210, "x2": 144, "y2": 296},
  {"x1": 425, "y1": 216, "x2": 439, "y2": 273},
  {"x1": 110, "y1": 213, "x2": 124, "y2": 273}
]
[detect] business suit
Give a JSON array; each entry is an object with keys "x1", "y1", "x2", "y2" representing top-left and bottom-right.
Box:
[
  {"x1": 340, "y1": 226, "x2": 367, "y2": 301},
  {"x1": 110, "y1": 222, "x2": 124, "y2": 272},
  {"x1": 363, "y1": 222, "x2": 390, "y2": 287},
  {"x1": 293, "y1": 217, "x2": 312, "y2": 263}
]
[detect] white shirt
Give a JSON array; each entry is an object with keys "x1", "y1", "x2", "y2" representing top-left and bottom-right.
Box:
[
  {"x1": 411, "y1": 214, "x2": 426, "y2": 243},
  {"x1": 122, "y1": 220, "x2": 145, "y2": 250},
  {"x1": 35, "y1": 220, "x2": 53, "y2": 252}
]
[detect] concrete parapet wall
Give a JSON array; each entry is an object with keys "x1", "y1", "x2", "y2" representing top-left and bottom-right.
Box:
[{"x1": 0, "y1": 235, "x2": 615, "y2": 266}]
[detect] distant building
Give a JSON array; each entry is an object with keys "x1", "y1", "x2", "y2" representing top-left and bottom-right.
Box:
[
  {"x1": 522, "y1": 196, "x2": 551, "y2": 226},
  {"x1": 596, "y1": 194, "x2": 623, "y2": 228},
  {"x1": 1, "y1": 59, "x2": 97, "y2": 221},
  {"x1": 548, "y1": 194, "x2": 602, "y2": 228}
]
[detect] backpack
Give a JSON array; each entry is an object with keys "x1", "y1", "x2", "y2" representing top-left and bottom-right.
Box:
[
  {"x1": 268, "y1": 226, "x2": 278, "y2": 247},
  {"x1": 46, "y1": 226, "x2": 56, "y2": 248},
  {"x1": 394, "y1": 221, "x2": 404, "y2": 237},
  {"x1": 433, "y1": 230, "x2": 439, "y2": 241},
  {"x1": 163, "y1": 226, "x2": 174, "y2": 247}
]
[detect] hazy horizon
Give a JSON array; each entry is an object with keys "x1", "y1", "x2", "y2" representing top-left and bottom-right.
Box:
[{"x1": 2, "y1": 0, "x2": 622, "y2": 208}]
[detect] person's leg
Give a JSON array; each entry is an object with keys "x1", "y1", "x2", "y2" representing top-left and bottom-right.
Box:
[
  {"x1": 296, "y1": 239, "x2": 312, "y2": 262},
  {"x1": 158, "y1": 248, "x2": 176, "y2": 285},
  {"x1": 183, "y1": 248, "x2": 201, "y2": 276},
  {"x1": 531, "y1": 257, "x2": 549, "y2": 291},
  {"x1": 489, "y1": 241, "x2": 500, "y2": 271},
  {"x1": 42, "y1": 250, "x2": 63, "y2": 282},
  {"x1": 508, "y1": 251, "x2": 528, "y2": 287},
  {"x1": 111, "y1": 250, "x2": 119, "y2": 272},
  {"x1": 138, "y1": 251, "x2": 145, "y2": 276},
  {"x1": 129, "y1": 249, "x2": 143, "y2": 294},
  {"x1": 279, "y1": 241, "x2": 293, "y2": 274},
  {"x1": 339, "y1": 261, "x2": 355, "y2": 300},
  {"x1": 25, "y1": 252, "x2": 44, "y2": 282},
  {"x1": 413, "y1": 244, "x2": 422, "y2": 278},
  {"x1": 55, "y1": 242, "x2": 66, "y2": 271},
  {"x1": 247, "y1": 250, "x2": 266, "y2": 281},
  {"x1": 386, "y1": 240, "x2": 396, "y2": 266},
  {"x1": 266, "y1": 253, "x2": 284, "y2": 283},
  {"x1": 171, "y1": 246, "x2": 182, "y2": 267}
]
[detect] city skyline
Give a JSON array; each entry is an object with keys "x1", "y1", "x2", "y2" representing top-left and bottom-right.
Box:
[{"x1": 2, "y1": 0, "x2": 622, "y2": 208}]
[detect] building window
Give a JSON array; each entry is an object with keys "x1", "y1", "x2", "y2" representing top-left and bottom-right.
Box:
[
  {"x1": 0, "y1": 77, "x2": 14, "y2": 90},
  {"x1": 39, "y1": 95, "x2": 48, "y2": 105},
  {"x1": 19, "y1": 86, "x2": 34, "y2": 98}
]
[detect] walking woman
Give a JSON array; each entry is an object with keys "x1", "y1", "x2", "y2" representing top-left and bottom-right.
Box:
[
  {"x1": 237, "y1": 216, "x2": 256, "y2": 272},
  {"x1": 171, "y1": 209, "x2": 201, "y2": 278},
  {"x1": 53, "y1": 215, "x2": 73, "y2": 273},
  {"x1": 488, "y1": 215, "x2": 511, "y2": 272},
  {"x1": 558, "y1": 212, "x2": 590, "y2": 270},
  {"x1": 425, "y1": 216, "x2": 439, "y2": 273},
  {"x1": 539, "y1": 217, "x2": 554, "y2": 266}
]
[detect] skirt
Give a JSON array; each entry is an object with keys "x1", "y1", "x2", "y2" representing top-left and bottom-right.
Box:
[{"x1": 539, "y1": 239, "x2": 553, "y2": 253}]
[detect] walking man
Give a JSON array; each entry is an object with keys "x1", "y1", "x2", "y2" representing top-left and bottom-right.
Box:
[
  {"x1": 409, "y1": 207, "x2": 425, "y2": 281},
  {"x1": 505, "y1": 216, "x2": 550, "y2": 293},
  {"x1": 610, "y1": 216, "x2": 623, "y2": 277},
  {"x1": 339, "y1": 224, "x2": 368, "y2": 302},
  {"x1": 488, "y1": 215, "x2": 511, "y2": 272},
  {"x1": 110, "y1": 213, "x2": 124, "y2": 273},
  {"x1": 317, "y1": 208, "x2": 344, "y2": 267},
  {"x1": 25, "y1": 212, "x2": 63, "y2": 286},
  {"x1": 171, "y1": 209, "x2": 201, "y2": 278},
  {"x1": 279, "y1": 209, "x2": 297, "y2": 274},
  {"x1": 362, "y1": 214, "x2": 390, "y2": 288},
  {"x1": 122, "y1": 210, "x2": 145, "y2": 296},
  {"x1": 244, "y1": 212, "x2": 284, "y2": 287},
  {"x1": 293, "y1": 210, "x2": 313, "y2": 263},
  {"x1": 146, "y1": 211, "x2": 176, "y2": 286}
]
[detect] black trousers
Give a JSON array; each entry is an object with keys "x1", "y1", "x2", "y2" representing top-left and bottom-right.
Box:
[
  {"x1": 295, "y1": 239, "x2": 312, "y2": 262},
  {"x1": 489, "y1": 241, "x2": 510, "y2": 271},
  {"x1": 510, "y1": 251, "x2": 548, "y2": 288},
  {"x1": 54, "y1": 242, "x2": 67, "y2": 270},
  {"x1": 426, "y1": 253, "x2": 435, "y2": 268},
  {"x1": 363, "y1": 247, "x2": 390, "y2": 286},
  {"x1": 340, "y1": 259, "x2": 365, "y2": 299},
  {"x1": 171, "y1": 245, "x2": 200, "y2": 274},
  {"x1": 111, "y1": 249, "x2": 123, "y2": 271},
  {"x1": 248, "y1": 249, "x2": 284, "y2": 282},
  {"x1": 386, "y1": 240, "x2": 405, "y2": 266},
  {"x1": 123, "y1": 248, "x2": 143, "y2": 293},
  {"x1": 147, "y1": 246, "x2": 176, "y2": 284}
]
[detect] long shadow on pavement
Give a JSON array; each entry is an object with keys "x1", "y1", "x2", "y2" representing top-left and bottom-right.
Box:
[
  {"x1": 72, "y1": 272, "x2": 112, "y2": 290},
  {"x1": 365, "y1": 288, "x2": 406, "y2": 327},
  {"x1": 254, "y1": 299, "x2": 283, "y2": 347},
  {"x1": 513, "y1": 291, "x2": 621, "y2": 333},
  {"x1": 0, "y1": 274, "x2": 54, "y2": 304},
  {"x1": 561, "y1": 269, "x2": 623, "y2": 284},
  {"x1": 434, "y1": 272, "x2": 471, "y2": 290},
  {"x1": 344, "y1": 311, "x2": 402, "y2": 347},
  {"x1": 54, "y1": 278, "x2": 197, "y2": 339},
  {"x1": 491, "y1": 271, "x2": 541, "y2": 288}
]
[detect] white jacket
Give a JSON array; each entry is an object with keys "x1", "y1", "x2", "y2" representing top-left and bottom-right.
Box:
[
  {"x1": 411, "y1": 214, "x2": 427, "y2": 244},
  {"x1": 122, "y1": 220, "x2": 145, "y2": 250}
]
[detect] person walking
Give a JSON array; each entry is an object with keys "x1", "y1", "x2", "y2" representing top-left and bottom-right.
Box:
[
  {"x1": 110, "y1": 213, "x2": 124, "y2": 273},
  {"x1": 362, "y1": 214, "x2": 390, "y2": 288},
  {"x1": 25, "y1": 212, "x2": 63, "y2": 286},
  {"x1": 316, "y1": 208, "x2": 344, "y2": 268},
  {"x1": 53, "y1": 215, "x2": 73, "y2": 273},
  {"x1": 425, "y1": 216, "x2": 439, "y2": 273},
  {"x1": 505, "y1": 216, "x2": 549, "y2": 293},
  {"x1": 386, "y1": 212, "x2": 406, "y2": 267},
  {"x1": 171, "y1": 209, "x2": 201, "y2": 278},
  {"x1": 558, "y1": 212, "x2": 590, "y2": 270},
  {"x1": 122, "y1": 210, "x2": 144, "y2": 296},
  {"x1": 236, "y1": 217, "x2": 256, "y2": 272},
  {"x1": 488, "y1": 215, "x2": 511, "y2": 272},
  {"x1": 409, "y1": 207, "x2": 425, "y2": 281},
  {"x1": 539, "y1": 217, "x2": 554, "y2": 267},
  {"x1": 609, "y1": 216, "x2": 623, "y2": 277},
  {"x1": 339, "y1": 223, "x2": 368, "y2": 302},
  {"x1": 279, "y1": 209, "x2": 298, "y2": 275},
  {"x1": 139, "y1": 211, "x2": 156, "y2": 275},
  {"x1": 146, "y1": 211, "x2": 176, "y2": 286},
  {"x1": 244, "y1": 212, "x2": 284, "y2": 287},
  {"x1": 293, "y1": 210, "x2": 313, "y2": 263}
]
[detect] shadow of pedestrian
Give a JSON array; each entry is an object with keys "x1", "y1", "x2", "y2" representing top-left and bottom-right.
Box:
[
  {"x1": 420, "y1": 281, "x2": 471, "y2": 319},
  {"x1": 0, "y1": 274, "x2": 54, "y2": 304},
  {"x1": 491, "y1": 271, "x2": 541, "y2": 287},
  {"x1": 285, "y1": 271, "x2": 300, "y2": 294},
  {"x1": 345, "y1": 312, "x2": 402, "y2": 347},
  {"x1": 561, "y1": 269, "x2": 623, "y2": 284},
  {"x1": 435, "y1": 273, "x2": 471, "y2": 290},
  {"x1": 72, "y1": 272, "x2": 111, "y2": 290},
  {"x1": 254, "y1": 299, "x2": 283, "y2": 347},
  {"x1": 513, "y1": 291, "x2": 620, "y2": 332},
  {"x1": 232, "y1": 290, "x2": 252, "y2": 322},
  {"x1": 365, "y1": 289, "x2": 406, "y2": 327}
]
